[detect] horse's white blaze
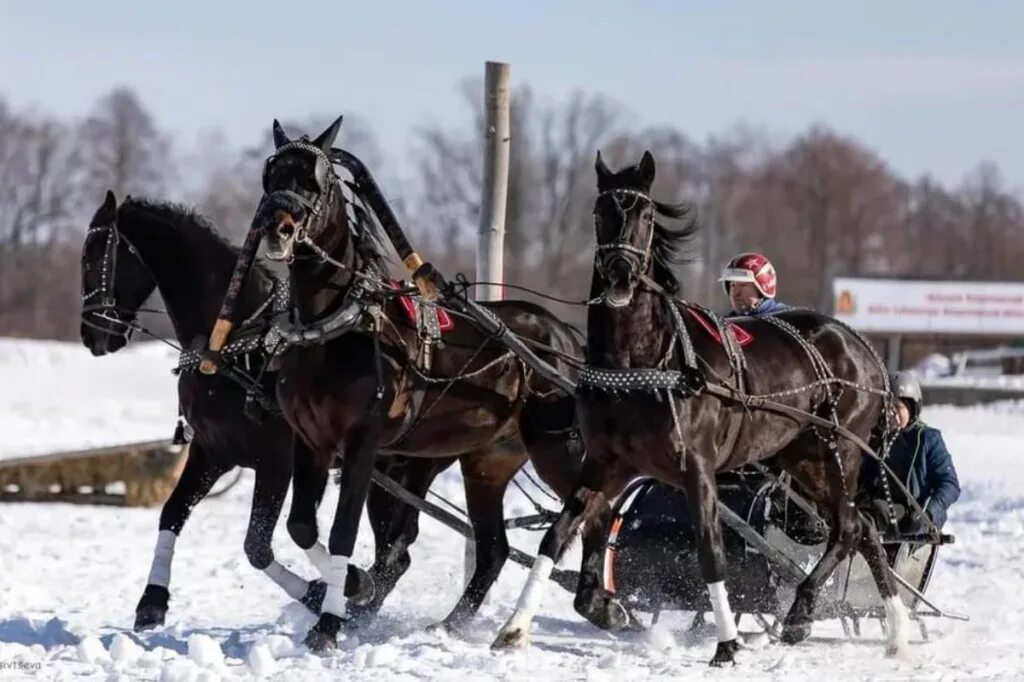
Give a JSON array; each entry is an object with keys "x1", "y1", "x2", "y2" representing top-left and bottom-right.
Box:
[
  {"x1": 263, "y1": 561, "x2": 308, "y2": 600},
  {"x1": 305, "y1": 543, "x2": 330, "y2": 577},
  {"x1": 499, "y1": 555, "x2": 554, "y2": 637},
  {"x1": 322, "y1": 555, "x2": 350, "y2": 618},
  {"x1": 884, "y1": 595, "x2": 911, "y2": 656},
  {"x1": 146, "y1": 530, "x2": 177, "y2": 587},
  {"x1": 707, "y1": 581, "x2": 739, "y2": 642}
]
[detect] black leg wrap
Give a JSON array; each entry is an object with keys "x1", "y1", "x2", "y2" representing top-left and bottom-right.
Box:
[
  {"x1": 710, "y1": 639, "x2": 740, "y2": 667},
  {"x1": 305, "y1": 613, "x2": 344, "y2": 652}
]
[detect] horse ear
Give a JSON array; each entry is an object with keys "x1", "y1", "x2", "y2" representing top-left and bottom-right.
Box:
[
  {"x1": 272, "y1": 119, "x2": 290, "y2": 149},
  {"x1": 103, "y1": 190, "x2": 117, "y2": 212},
  {"x1": 638, "y1": 150, "x2": 656, "y2": 186},
  {"x1": 595, "y1": 150, "x2": 612, "y2": 179},
  {"x1": 313, "y1": 115, "x2": 343, "y2": 153}
]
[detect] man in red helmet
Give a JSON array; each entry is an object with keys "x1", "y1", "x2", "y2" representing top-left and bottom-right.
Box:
[{"x1": 719, "y1": 252, "x2": 790, "y2": 317}]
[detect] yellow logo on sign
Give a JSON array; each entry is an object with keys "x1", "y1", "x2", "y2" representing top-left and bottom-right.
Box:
[{"x1": 836, "y1": 290, "x2": 855, "y2": 314}]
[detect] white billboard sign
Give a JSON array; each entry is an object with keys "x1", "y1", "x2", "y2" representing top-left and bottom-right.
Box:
[{"x1": 832, "y1": 277, "x2": 1024, "y2": 335}]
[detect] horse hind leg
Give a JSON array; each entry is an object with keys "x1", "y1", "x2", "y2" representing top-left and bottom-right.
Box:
[
  {"x1": 436, "y1": 448, "x2": 525, "y2": 632},
  {"x1": 857, "y1": 510, "x2": 911, "y2": 657},
  {"x1": 781, "y1": 441, "x2": 861, "y2": 646},
  {"x1": 355, "y1": 456, "x2": 455, "y2": 619}
]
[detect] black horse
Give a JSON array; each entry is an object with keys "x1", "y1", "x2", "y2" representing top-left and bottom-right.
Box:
[
  {"x1": 493, "y1": 151, "x2": 910, "y2": 665},
  {"x1": 78, "y1": 192, "x2": 469, "y2": 630},
  {"x1": 252, "y1": 118, "x2": 591, "y2": 651}
]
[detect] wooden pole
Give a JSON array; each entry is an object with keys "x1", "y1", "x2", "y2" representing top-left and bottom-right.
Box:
[{"x1": 477, "y1": 61, "x2": 510, "y2": 302}]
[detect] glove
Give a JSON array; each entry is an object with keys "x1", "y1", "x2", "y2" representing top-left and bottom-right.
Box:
[{"x1": 898, "y1": 510, "x2": 929, "y2": 536}]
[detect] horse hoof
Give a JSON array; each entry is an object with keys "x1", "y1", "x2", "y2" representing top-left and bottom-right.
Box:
[
  {"x1": 133, "y1": 606, "x2": 166, "y2": 632},
  {"x1": 345, "y1": 565, "x2": 376, "y2": 607},
  {"x1": 709, "y1": 639, "x2": 740, "y2": 667},
  {"x1": 301, "y1": 580, "x2": 327, "y2": 614},
  {"x1": 304, "y1": 629, "x2": 337, "y2": 653},
  {"x1": 304, "y1": 613, "x2": 344, "y2": 653},
  {"x1": 780, "y1": 620, "x2": 812, "y2": 645},
  {"x1": 133, "y1": 585, "x2": 169, "y2": 632},
  {"x1": 576, "y1": 593, "x2": 637, "y2": 632},
  {"x1": 491, "y1": 625, "x2": 530, "y2": 650}
]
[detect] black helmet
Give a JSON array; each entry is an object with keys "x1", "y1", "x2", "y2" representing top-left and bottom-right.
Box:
[{"x1": 889, "y1": 371, "x2": 922, "y2": 421}]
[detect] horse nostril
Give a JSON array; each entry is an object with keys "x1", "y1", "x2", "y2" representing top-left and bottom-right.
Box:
[{"x1": 274, "y1": 209, "x2": 298, "y2": 239}]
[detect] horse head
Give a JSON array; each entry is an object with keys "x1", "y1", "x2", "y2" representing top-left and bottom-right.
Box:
[
  {"x1": 79, "y1": 190, "x2": 156, "y2": 355},
  {"x1": 591, "y1": 151, "x2": 696, "y2": 308},
  {"x1": 258, "y1": 116, "x2": 345, "y2": 263},
  {"x1": 592, "y1": 150, "x2": 660, "y2": 307}
]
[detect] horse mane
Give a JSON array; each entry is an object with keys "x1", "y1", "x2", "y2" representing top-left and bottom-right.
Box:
[
  {"x1": 651, "y1": 199, "x2": 698, "y2": 294},
  {"x1": 598, "y1": 157, "x2": 700, "y2": 295},
  {"x1": 119, "y1": 197, "x2": 277, "y2": 285},
  {"x1": 346, "y1": 195, "x2": 392, "y2": 275}
]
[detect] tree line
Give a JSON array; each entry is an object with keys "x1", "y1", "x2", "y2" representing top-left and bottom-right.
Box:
[{"x1": 2, "y1": 80, "x2": 1022, "y2": 341}]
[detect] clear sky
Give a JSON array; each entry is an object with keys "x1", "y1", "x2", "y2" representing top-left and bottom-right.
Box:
[{"x1": 3, "y1": 1, "x2": 1023, "y2": 187}]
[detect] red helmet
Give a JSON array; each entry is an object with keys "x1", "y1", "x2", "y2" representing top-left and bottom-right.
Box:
[{"x1": 719, "y1": 252, "x2": 777, "y2": 298}]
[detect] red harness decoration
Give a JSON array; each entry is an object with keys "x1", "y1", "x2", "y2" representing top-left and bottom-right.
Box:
[
  {"x1": 687, "y1": 307, "x2": 754, "y2": 347},
  {"x1": 390, "y1": 281, "x2": 455, "y2": 332}
]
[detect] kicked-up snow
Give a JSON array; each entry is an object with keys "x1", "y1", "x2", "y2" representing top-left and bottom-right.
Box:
[{"x1": 0, "y1": 338, "x2": 1022, "y2": 679}]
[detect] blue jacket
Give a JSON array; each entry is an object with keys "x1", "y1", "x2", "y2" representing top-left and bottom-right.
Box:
[
  {"x1": 880, "y1": 422, "x2": 961, "y2": 528},
  {"x1": 727, "y1": 298, "x2": 791, "y2": 318}
]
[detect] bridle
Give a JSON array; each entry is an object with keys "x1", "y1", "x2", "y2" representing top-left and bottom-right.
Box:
[
  {"x1": 593, "y1": 187, "x2": 656, "y2": 285},
  {"x1": 261, "y1": 138, "x2": 340, "y2": 242},
  {"x1": 80, "y1": 219, "x2": 142, "y2": 342}
]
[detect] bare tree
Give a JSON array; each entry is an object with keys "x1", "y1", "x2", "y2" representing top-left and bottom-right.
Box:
[
  {"x1": 186, "y1": 113, "x2": 388, "y2": 244},
  {"x1": 77, "y1": 87, "x2": 171, "y2": 204},
  {"x1": 959, "y1": 162, "x2": 1024, "y2": 279},
  {"x1": 0, "y1": 98, "x2": 83, "y2": 337},
  {"x1": 730, "y1": 126, "x2": 906, "y2": 310},
  {"x1": 411, "y1": 79, "x2": 625, "y2": 321}
]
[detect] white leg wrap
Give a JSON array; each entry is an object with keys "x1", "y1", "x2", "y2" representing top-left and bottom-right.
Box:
[
  {"x1": 321, "y1": 555, "x2": 350, "y2": 618},
  {"x1": 707, "y1": 581, "x2": 738, "y2": 643},
  {"x1": 883, "y1": 595, "x2": 911, "y2": 656},
  {"x1": 146, "y1": 530, "x2": 177, "y2": 587},
  {"x1": 305, "y1": 543, "x2": 331, "y2": 577},
  {"x1": 263, "y1": 561, "x2": 309, "y2": 600},
  {"x1": 515, "y1": 555, "x2": 554, "y2": 613}
]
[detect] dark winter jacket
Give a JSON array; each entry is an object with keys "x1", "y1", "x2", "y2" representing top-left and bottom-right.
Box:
[
  {"x1": 871, "y1": 421, "x2": 961, "y2": 528},
  {"x1": 727, "y1": 297, "x2": 791, "y2": 318}
]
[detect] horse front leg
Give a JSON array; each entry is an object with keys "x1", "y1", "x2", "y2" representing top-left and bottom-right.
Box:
[
  {"x1": 286, "y1": 438, "x2": 374, "y2": 614},
  {"x1": 243, "y1": 440, "x2": 309, "y2": 603},
  {"x1": 135, "y1": 441, "x2": 231, "y2": 631},
  {"x1": 304, "y1": 422, "x2": 380, "y2": 652},
  {"x1": 680, "y1": 458, "x2": 740, "y2": 666}
]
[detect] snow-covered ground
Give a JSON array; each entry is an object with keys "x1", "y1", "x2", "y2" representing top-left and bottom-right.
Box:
[
  {"x1": 1, "y1": 338, "x2": 1022, "y2": 680},
  {"x1": 0, "y1": 339, "x2": 179, "y2": 461}
]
